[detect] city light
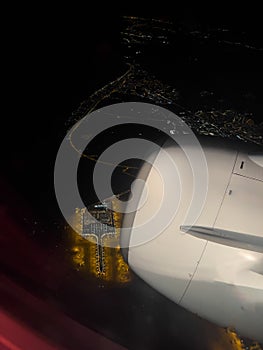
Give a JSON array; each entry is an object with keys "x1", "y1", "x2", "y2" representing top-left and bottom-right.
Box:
[{"x1": 70, "y1": 199, "x2": 131, "y2": 283}]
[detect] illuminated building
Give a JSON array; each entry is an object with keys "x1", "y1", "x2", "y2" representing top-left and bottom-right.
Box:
[{"x1": 71, "y1": 199, "x2": 130, "y2": 283}]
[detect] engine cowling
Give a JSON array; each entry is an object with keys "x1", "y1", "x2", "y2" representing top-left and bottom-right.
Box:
[{"x1": 121, "y1": 137, "x2": 263, "y2": 342}]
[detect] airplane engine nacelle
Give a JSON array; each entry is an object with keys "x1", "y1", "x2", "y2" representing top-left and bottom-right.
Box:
[{"x1": 121, "y1": 137, "x2": 263, "y2": 342}]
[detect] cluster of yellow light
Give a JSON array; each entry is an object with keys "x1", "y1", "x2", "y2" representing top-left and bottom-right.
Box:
[
  {"x1": 225, "y1": 327, "x2": 262, "y2": 350},
  {"x1": 70, "y1": 234, "x2": 98, "y2": 276},
  {"x1": 224, "y1": 327, "x2": 244, "y2": 349},
  {"x1": 101, "y1": 235, "x2": 116, "y2": 281},
  {"x1": 100, "y1": 235, "x2": 131, "y2": 283},
  {"x1": 87, "y1": 235, "x2": 99, "y2": 276},
  {"x1": 108, "y1": 199, "x2": 131, "y2": 283},
  {"x1": 112, "y1": 209, "x2": 122, "y2": 229},
  {"x1": 71, "y1": 246, "x2": 85, "y2": 268},
  {"x1": 115, "y1": 248, "x2": 130, "y2": 283},
  {"x1": 70, "y1": 205, "x2": 131, "y2": 283}
]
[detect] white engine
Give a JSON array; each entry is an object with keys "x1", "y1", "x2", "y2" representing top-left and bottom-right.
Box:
[{"x1": 121, "y1": 136, "x2": 263, "y2": 342}]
